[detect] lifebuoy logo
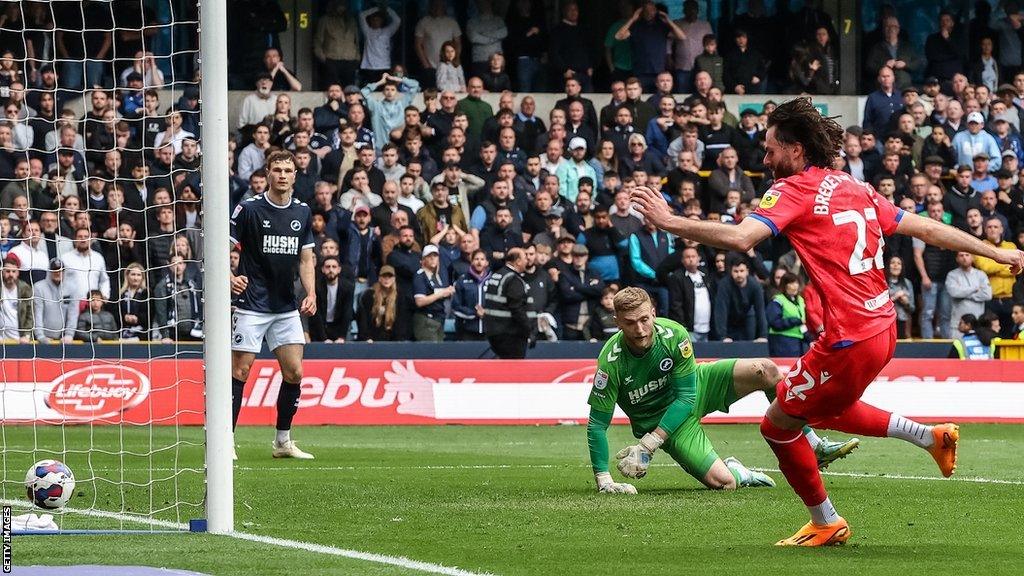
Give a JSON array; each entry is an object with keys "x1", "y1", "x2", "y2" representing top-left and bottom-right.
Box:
[{"x1": 45, "y1": 366, "x2": 151, "y2": 420}]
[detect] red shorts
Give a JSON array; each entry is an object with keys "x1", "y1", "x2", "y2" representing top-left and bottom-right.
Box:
[{"x1": 775, "y1": 323, "x2": 897, "y2": 424}]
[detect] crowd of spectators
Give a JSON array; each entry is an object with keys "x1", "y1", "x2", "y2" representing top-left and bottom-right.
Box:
[
  {"x1": 240, "y1": 0, "x2": 1024, "y2": 101},
  {"x1": 2, "y1": 1, "x2": 1024, "y2": 351},
  {"x1": 243, "y1": 0, "x2": 845, "y2": 96},
  {"x1": 850, "y1": 7, "x2": 1024, "y2": 350},
  {"x1": 0, "y1": 1, "x2": 203, "y2": 344},
  {"x1": 215, "y1": 47, "x2": 1024, "y2": 349}
]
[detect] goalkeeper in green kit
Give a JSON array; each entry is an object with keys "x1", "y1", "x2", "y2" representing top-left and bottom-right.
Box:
[{"x1": 588, "y1": 288, "x2": 859, "y2": 494}]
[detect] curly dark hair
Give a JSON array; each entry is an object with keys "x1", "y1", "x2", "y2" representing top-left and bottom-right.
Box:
[{"x1": 766, "y1": 97, "x2": 844, "y2": 169}]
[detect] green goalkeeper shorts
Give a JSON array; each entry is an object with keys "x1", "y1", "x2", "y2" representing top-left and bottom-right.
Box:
[{"x1": 661, "y1": 359, "x2": 738, "y2": 480}]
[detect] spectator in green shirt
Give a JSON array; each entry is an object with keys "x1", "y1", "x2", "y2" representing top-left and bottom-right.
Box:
[
  {"x1": 604, "y1": 4, "x2": 634, "y2": 84},
  {"x1": 455, "y1": 77, "x2": 493, "y2": 141}
]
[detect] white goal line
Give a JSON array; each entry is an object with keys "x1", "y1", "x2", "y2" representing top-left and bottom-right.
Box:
[{"x1": 1, "y1": 499, "x2": 495, "y2": 576}]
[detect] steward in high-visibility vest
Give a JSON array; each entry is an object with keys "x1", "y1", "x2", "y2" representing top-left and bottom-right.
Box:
[
  {"x1": 482, "y1": 248, "x2": 533, "y2": 359},
  {"x1": 767, "y1": 274, "x2": 808, "y2": 358},
  {"x1": 951, "y1": 332, "x2": 994, "y2": 359},
  {"x1": 948, "y1": 313, "x2": 995, "y2": 360}
]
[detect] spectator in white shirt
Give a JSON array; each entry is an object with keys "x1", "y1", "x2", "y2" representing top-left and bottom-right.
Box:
[
  {"x1": 398, "y1": 173, "x2": 426, "y2": 213},
  {"x1": 358, "y1": 6, "x2": 402, "y2": 80},
  {"x1": 415, "y1": 0, "x2": 462, "y2": 89},
  {"x1": 236, "y1": 73, "x2": 276, "y2": 131},
  {"x1": 667, "y1": 246, "x2": 715, "y2": 341},
  {"x1": 539, "y1": 139, "x2": 569, "y2": 176},
  {"x1": 842, "y1": 133, "x2": 865, "y2": 181},
  {"x1": 119, "y1": 51, "x2": 165, "y2": 88},
  {"x1": 237, "y1": 123, "x2": 271, "y2": 181},
  {"x1": 33, "y1": 257, "x2": 79, "y2": 344},
  {"x1": 4, "y1": 103, "x2": 33, "y2": 150},
  {"x1": 946, "y1": 250, "x2": 992, "y2": 337},
  {"x1": 8, "y1": 221, "x2": 49, "y2": 284},
  {"x1": 62, "y1": 226, "x2": 111, "y2": 305},
  {"x1": 0, "y1": 256, "x2": 32, "y2": 342},
  {"x1": 436, "y1": 41, "x2": 467, "y2": 93},
  {"x1": 153, "y1": 109, "x2": 195, "y2": 155}
]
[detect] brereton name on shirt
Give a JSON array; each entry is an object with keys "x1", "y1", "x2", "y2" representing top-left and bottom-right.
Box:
[
  {"x1": 263, "y1": 235, "x2": 299, "y2": 255},
  {"x1": 813, "y1": 173, "x2": 849, "y2": 215}
]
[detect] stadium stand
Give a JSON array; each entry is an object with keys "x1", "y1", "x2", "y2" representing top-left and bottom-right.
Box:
[{"x1": 2, "y1": 0, "x2": 1023, "y2": 351}]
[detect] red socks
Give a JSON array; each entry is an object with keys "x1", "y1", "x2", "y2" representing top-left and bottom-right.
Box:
[
  {"x1": 761, "y1": 416, "x2": 827, "y2": 507},
  {"x1": 813, "y1": 401, "x2": 891, "y2": 438},
  {"x1": 762, "y1": 402, "x2": 892, "y2": 514}
]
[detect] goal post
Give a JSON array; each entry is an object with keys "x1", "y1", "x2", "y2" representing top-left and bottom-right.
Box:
[
  {"x1": 199, "y1": 0, "x2": 233, "y2": 535},
  {"x1": 0, "y1": 0, "x2": 231, "y2": 535}
]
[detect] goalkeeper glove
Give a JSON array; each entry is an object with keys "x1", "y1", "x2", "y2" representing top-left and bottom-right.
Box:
[
  {"x1": 614, "y1": 432, "x2": 664, "y2": 479},
  {"x1": 595, "y1": 472, "x2": 637, "y2": 495}
]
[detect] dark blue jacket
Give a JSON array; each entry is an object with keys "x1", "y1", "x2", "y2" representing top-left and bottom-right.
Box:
[
  {"x1": 620, "y1": 150, "x2": 667, "y2": 178},
  {"x1": 558, "y1": 266, "x2": 605, "y2": 332},
  {"x1": 452, "y1": 268, "x2": 491, "y2": 336},
  {"x1": 995, "y1": 132, "x2": 1024, "y2": 163},
  {"x1": 344, "y1": 224, "x2": 381, "y2": 283},
  {"x1": 412, "y1": 267, "x2": 451, "y2": 317},
  {"x1": 862, "y1": 89, "x2": 902, "y2": 134},
  {"x1": 714, "y1": 278, "x2": 767, "y2": 341},
  {"x1": 386, "y1": 246, "x2": 421, "y2": 290},
  {"x1": 479, "y1": 225, "x2": 524, "y2": 270},
  {"x1": 313, "y1": 101, "x2": 348, "y2": 134}
]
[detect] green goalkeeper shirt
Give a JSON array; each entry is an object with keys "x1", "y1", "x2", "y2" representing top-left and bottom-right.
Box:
[{"x1": 589, "y1": 318, "x2": 697, "y2": 433}]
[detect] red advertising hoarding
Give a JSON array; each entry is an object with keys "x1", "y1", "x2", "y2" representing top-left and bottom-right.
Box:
[{"x1": 2, "y1": 359, "x2": 1023, "y2": 425}]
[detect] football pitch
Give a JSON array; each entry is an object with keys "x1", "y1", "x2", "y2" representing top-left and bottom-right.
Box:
[{"x1": 6, "y1": 424, "x2": 1024, "y2": 575}]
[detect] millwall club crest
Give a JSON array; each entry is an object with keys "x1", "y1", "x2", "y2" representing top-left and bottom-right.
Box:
[
  {"x1": 659, "y1": 358, "x2": 674, "y2": 371},
  {"x1": 290, "y1": 219, "x2": 301, "y2": 231}
]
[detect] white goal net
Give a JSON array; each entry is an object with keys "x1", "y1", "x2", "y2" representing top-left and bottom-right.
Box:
[{"x1": 0, "y1": 0, "x2": 226, "y2": 533}]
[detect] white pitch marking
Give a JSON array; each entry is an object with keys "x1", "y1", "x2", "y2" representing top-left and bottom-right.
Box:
[
  {"x1": 1, "y1": 498, "x2": 495, "y2": 576},
  {"x1": 753, "y1": 468, "x2": 1024, "y2": 486},
  {"x1": 228, "y1": 532, "x2": 495, "y2": 576},
  {"x1": 1, "y1": 498, "x2": 185, "y2": 530},
  {"x1": 75, "y1": 463, "x2": 1024, "y2": 485}
]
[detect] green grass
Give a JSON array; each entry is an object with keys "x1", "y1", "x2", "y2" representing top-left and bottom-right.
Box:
[{"x1": 5, "y1": 424, "x2": 1024, "y2": 575}]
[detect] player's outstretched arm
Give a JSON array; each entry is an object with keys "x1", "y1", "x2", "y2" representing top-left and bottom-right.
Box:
[
  {"x1": 896, "y1": 212, "x2": 1024, "y2": 274},
  {"x1": 588, "y1": 408, "x2": 636, "y2": 494},
  {"x1": 631, "y1": 186, "x2": 771, "y2": 252}
]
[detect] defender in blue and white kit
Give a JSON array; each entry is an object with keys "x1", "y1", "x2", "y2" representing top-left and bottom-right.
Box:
[{"x1": 229, "y1": 150, "x2": 317, "y2": 460}]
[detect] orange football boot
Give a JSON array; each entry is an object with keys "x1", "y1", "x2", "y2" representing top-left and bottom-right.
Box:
[
  {"x1": 775, "y1": 517, "x2": 851, "y2": 547},
  {"x1": 928, "y1": 423, "x2": 959, "y2": 478}
]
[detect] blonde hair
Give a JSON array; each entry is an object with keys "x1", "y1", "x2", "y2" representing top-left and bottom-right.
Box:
[
  {"x1": 612, "y1": 287, "x2": 652, "y2": 314},
  {"x1": 119, "y1": 262, "x2": 148, "y2": 295}
]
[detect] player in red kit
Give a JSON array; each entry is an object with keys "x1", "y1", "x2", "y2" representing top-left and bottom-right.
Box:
[{"x1": 632, "y1": 98, "x2": 1024, "y2": 547}]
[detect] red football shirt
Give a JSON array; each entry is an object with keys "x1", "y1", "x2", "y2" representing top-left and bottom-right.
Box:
[{"x1": 751, "y1": 167, "x2": 903, "y2": 347}]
